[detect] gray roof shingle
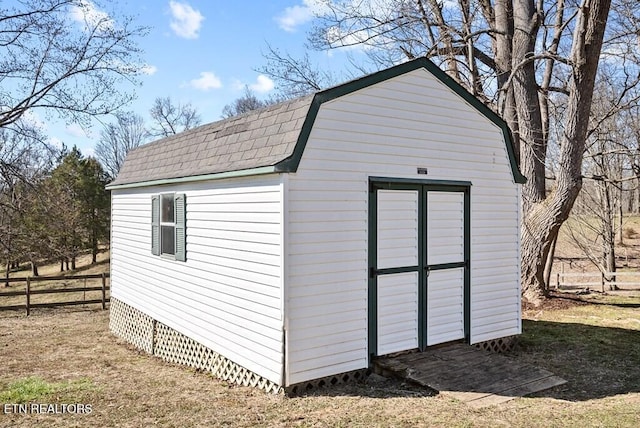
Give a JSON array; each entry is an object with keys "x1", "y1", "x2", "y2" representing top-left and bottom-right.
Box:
[{"x1": 109, "y1": 94, "x2": 314, "y2": 187}]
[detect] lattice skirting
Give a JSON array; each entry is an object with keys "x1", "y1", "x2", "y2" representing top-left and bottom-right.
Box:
[
  {"x1": 109, "y1": 297, "x2": 283, "y2": 394},
  {"x1": 474, "y1": 335, "x2": 518, "y2": 353},
  {"x1": 285, "y1": 368, "x2": 370, "y2": 396},
  {"x1": 109, "y1": 297, "x2": 155, "y2": 354}
]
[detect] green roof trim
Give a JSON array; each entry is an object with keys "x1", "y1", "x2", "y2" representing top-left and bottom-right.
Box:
[
  {"x1": 105, "y1": 166, "x2": 279, "y2": 190},
  {"x1": 275, "y1": 57, "x2": 526, "y2": 184}
]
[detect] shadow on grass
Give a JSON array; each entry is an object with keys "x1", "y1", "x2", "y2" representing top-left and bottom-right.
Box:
[
  {"x1": 551, "y1": 294, "x2": 640, "y2": 309},
  {"x1": 512, "y1": 319, "x2": 640, "y2": 401},
  {"x1": 68, "y1": 257, "x2": 110, "y2": 274},
  {"x1": 299, "y1": 318, "x2": 640, "y2": 401}
]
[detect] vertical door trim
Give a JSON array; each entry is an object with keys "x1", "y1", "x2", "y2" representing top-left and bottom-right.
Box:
[{"x1": 368, "y1": 177, "x2": 471, "y2": 360}]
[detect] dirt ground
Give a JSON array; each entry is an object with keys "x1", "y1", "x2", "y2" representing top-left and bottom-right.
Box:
[{"x1": 0, "y1": 301, "x2": 639, "y2": 428}]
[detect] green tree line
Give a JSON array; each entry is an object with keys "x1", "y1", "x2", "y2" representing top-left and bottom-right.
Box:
[{"x1": 1, "y1": 146, "x2": 110, "y2": 284}]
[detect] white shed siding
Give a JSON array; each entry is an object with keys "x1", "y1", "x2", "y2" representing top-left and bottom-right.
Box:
[
  {"x1": 426, "y1": 268, "x2": 465, "y2": 345},
  {"x1": 427, "y1": 192, "x2": 464, "y2": 265},
  {"x1": 285, "y1": 68, "x2": 520, "y2": 384},
  {"x1": 377, "y1": 272, "x2": 419, "y2": 354},
  {"x1": 110, "y1": 175, "x2": 284, "y2": 384},
  {"x1": 377, "y1": 190, "x2": 419, "y2": 269}
]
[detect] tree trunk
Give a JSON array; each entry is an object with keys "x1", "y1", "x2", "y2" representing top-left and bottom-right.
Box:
[
  {"x1": 543, "y1": 232, "x2": 558, "y2": 290},
  {"x1": 31, "y1": 261, "x2": 38, "y2": 277},
  {"x1": 4, "y1": 260, "x2": 9, "y2": 287},
  {"x1": 494, "y1": 0, "x2": 518, "y2": 159},
  {"x1": 520, "y1": 0, "x2": 612, "y2": 305},
  {"x1": 512, "y1": 0, "x2": 545, "y2": 216},
  {"x1": 601, "y1": 182, "x2": 618, "y2": 289},
  {"x1": 92, "y1": 229, "x2": 98, "y2": 264},
  {"x1": 60, "y1": 259, "x2": 64, "y2": 272},
  {"x1": 637, "y1": 176, "x2": 640, "y2": 214},
  {"x1": 617, "y1": 192, "x2": 624, "y2": 245},
  {"x1": 71, "y1": 256, "x2": 76, "y2": 270}
]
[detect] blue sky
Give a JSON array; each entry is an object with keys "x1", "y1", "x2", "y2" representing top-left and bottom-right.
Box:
[{"x1": 47, "y1": 0, "x2": 355, "y2": 157}]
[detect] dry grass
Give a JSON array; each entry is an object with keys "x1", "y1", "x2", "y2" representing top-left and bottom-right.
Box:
[{"x1": 0, "y1": 298, "x2": 639, "y2": 427}]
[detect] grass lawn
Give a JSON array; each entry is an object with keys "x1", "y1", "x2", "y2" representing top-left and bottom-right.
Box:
[{"x1": 0, "y1": 294, "x2": 638, "y2": 427}]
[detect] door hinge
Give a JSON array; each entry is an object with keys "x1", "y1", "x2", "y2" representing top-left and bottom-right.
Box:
[{"x1": 369, "y1": 266, "x2": 377, "y2": 279}]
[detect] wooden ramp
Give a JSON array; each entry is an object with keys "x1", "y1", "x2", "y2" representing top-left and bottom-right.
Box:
[{"x1": 374, "y1": 343, "x2": 566, "y2": 408}]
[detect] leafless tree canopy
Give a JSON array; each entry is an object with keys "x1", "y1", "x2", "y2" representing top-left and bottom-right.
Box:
[
  {"x1": 95, "y1": 112, "x2": 148, "y2": 179},
  {"x1": 148, "y1": 97, "x2": 202, "y2": 138},
  {"x1": 258, "y1": 45, "x2": 338, "y2": 98},
  {"x1": 262, "y1": 0, "x2": 640, "y2": 303},
  {"x1": 221, "y1": 87, "x2": 278, "y2": 119},
  {"x1": 0, "y1": 0, "x2": 148, "y2": 132}
]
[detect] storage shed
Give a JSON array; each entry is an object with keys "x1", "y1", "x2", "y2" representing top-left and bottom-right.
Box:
[{"x1": 107, "y1": 57, "x2": 526, "y2": 393}]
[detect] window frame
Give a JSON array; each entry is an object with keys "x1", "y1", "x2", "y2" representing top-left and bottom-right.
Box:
[{"x1": 160, "y1": 193, "x2": 176, "y2": 256}]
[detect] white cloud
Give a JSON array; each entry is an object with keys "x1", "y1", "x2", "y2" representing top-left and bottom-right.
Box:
[
  {"x1": 169, "y1": 1, "x2": 204, "y2": 39},
  {"x1": 21, "y1": 110, "x2": 46, "y2": 130},
  {"x1": 188, "y1": 72, "x2": 222, "y2": 91},
  {"x1": 325, "y1": 26, "x2": 376, "y2": 51},
  {"x1": 66, "y1": 123, "x2": 89, "y2": 138},
  {"x1": 231, "y1": 78, "x2": 245, "y2": 90},
  {"x1": 141, "y1": 64, "x2": 158, "y2": 75},
  {"x1": 276, "y1": 0, "x2": 327, "y2": 32},
  {"x1": 249, "y1": 75, "x2": 275, "y2": 93},
  {"x1": 69, "y1": 0, "x2": 114, "y2": 32},
  {"x1": 49, "y1": 137, "x2": 64, "y2": 150}
]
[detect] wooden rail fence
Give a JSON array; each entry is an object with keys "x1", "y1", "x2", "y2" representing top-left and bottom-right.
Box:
[
  {"x1": 0, "y1": 273, "x2": 110, "y2": 315},
  {"x1": 556, "y1": 271, "x2": 640, "y2": 292}
]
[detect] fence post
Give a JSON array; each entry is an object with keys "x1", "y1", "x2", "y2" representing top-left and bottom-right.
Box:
[
  {"x1": 601, "y1": 272, "x2": 605, "y2": 293},
  {"x1": 101, "y1": 273, "x2": 106, "y2": 310},
  {"x1": 556, "y1": 272, "x2": 560, "y2": 289},
  {"x1": 26, "y1": 277, "x2": 30, "y2": 316}
]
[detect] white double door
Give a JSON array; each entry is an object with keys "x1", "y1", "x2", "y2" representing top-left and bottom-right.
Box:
[{"x1": 371, "y1": 182, "x2": 469, "y2": 356}]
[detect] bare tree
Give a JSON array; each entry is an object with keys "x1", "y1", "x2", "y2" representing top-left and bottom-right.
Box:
[
  {"x1": 0, "y1": 123, "x2": 54, "y2": 283},
  {"x1": 257, "y1": 44, "x2": 338, "y2": 98},
  {"x1": 95, "y1": 112, "x2": 148, "y2": 179},
  {"x1": 0, "y1": 0, "x2": 148, "y2": 132},
  {"x1": 221, "y1": 87, "x2": 274, "y2": 119},
  {"x1": 564, "y1": 76, "x2": 640, "y2": 286},
  {"x1": 264, "y1": 0, "x2": 640, "y2": 304},
  {"x1": 148, "y1": 97, "x2": 201, "y2": 138}
]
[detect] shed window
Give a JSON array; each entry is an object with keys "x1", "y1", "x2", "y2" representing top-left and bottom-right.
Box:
[
  {"x1": 161, "y1": 194, "x2": 176, "y2": 255},
  {"x1": 152, "y1": 193, "x2": 186, "y2": 261}
]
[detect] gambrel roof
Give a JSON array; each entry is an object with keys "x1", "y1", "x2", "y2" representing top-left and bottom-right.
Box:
[
  {"x1": 108, "y1": 94, "x2": 315, "y2": 187},
  {"x1": 107, "y1": 58, "x2": 525, "y2": 189}
]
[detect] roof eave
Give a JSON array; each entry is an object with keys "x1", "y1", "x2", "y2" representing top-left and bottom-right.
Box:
[{"x1": 106, "y1": 165, "x2": 280, "y2": 190}]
